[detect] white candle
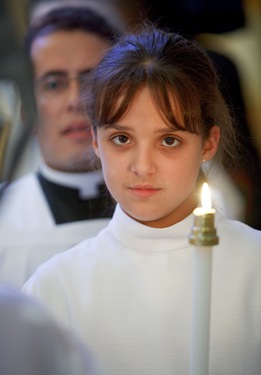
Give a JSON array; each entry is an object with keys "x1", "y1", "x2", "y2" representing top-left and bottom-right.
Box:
[{"x1": 189, "y1": 183, "x2": 218, "y2": 375}]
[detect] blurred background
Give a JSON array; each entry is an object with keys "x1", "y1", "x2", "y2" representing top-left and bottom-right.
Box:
[{"x1": 0, "y1": 0, "x2": 260, "y2": 225}]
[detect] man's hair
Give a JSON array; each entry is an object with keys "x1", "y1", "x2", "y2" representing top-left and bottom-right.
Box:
[{"x1": 25, "y1": 6, "x2": 122, "y2": 57}]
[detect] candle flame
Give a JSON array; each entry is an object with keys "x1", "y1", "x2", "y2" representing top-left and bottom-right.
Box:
[{"x1": 201, "y1": 182, "x2": 212, "y2": 210}]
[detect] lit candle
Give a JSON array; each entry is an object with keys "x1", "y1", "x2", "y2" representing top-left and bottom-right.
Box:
[{"x1": 189, "y1": 182, "x2": 218, "y2": 375}]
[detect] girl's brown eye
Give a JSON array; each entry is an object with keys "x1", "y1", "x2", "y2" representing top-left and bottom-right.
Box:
[
  {"x1": 165, "y1": 137, "x2": 175, "y2": 145},
  {"x1": 112, "y1": 135, "x2": 130, "y2": 145},
  {"x1": 118, "y1": 135, "x2": 129, "y2": 143},
  {"x1": 162, "y1": 137, "x2": 180, "y2": 148}
]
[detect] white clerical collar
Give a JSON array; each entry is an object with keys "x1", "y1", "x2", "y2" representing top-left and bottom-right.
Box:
[{"x1": 39, "y1": 162, "x2": 104, "y2": 199}]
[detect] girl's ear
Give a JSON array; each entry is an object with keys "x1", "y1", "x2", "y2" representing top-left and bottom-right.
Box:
[
  {"x1": 202, "y1": 125, "x2": 220, "y2": 161},
  {"x1": 91, "y1": 127, "x2": 100, "y2": 159}
]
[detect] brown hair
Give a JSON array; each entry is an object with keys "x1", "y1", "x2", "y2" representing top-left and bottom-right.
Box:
[{"x1": 82, "y1": 24, "x2": 238, "y2": 167}]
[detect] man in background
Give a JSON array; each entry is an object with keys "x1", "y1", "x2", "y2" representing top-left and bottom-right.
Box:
[{"x1": 0, "y1": 4, "x2": 123, "y2": 287}]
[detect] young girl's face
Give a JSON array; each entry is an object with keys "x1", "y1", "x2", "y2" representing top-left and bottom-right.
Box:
[{"x1": 92, "y1": 87, "x2": 219, "y2": 228}]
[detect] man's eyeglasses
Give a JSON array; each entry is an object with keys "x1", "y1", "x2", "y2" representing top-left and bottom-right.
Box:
[{"x1": 35, "y1": 72, "x2": 90, "y2": 97}]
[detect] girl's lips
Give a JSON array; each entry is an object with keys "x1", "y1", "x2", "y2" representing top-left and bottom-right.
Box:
[{"x1": 129, "y1": 186, "x2": 161, "y2": 199}]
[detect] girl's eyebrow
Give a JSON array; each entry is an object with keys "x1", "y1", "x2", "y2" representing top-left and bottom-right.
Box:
[
  {"x1": 104, "y1": 123, "x2": 184, "y2": 133},
  {"x1": 104, "y1": 124, "x2": 133, "y2": 131},
  {"x1": 155, "y1": 127, "x2": 183, "y2": 134}
]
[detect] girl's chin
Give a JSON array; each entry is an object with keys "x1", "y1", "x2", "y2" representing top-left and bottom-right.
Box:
[{"x1": 123, "y1": 208, "x2": 164, "y2": 225}]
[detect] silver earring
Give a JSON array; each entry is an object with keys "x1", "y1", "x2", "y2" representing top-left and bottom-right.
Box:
[{"x1": 202, "y1": 159, "x2": 206, "y2": 163}]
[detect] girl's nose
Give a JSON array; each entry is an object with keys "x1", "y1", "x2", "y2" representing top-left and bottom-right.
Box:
[{"x1": 129, "y1": 146, "x2": 156, "y2": 177}]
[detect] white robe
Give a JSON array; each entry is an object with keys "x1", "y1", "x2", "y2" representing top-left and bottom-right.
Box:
[
  {"x1": 0, "y1": 172, "x2": 110, "y2": 287},
  {"x1": 23, "y1": 204, "x2": 261, "y2": 375}
]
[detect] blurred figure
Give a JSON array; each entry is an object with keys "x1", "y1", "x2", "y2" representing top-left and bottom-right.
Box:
[
  {"x1": 0, "y1": 4, "x2": 123, "y2": 287},
  {"x1": 0, "y1": 80, "x2": 22, "y2": 184},
  {"x1": 0, "y1": 284, "x2": 105, "y2": 375},
  {"x1": 206, "y1": 49, "x2": 261, "y2": 229}
]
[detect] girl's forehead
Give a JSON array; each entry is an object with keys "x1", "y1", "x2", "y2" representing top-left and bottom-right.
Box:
[
  {"x1": 114, "y1": 86, "x2": 186, "y2": 127},
  {"x1": 99, "y1": 87, "x2": 189, "y2": 134}
]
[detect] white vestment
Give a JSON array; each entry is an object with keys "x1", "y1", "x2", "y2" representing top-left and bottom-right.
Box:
[
  {"x1": 23, "y1": 204, "x2": 261, "y2": 375},
  {"x1": 0, "y1": 170, "x2": 111, "y2": 287}
]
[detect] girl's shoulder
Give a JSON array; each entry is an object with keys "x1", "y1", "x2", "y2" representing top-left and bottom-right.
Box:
[{"x1": 217, "y1": 216, "x2": 261, "y2": 248}]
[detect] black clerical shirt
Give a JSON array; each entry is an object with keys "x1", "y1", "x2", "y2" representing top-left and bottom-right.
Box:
[{"x1": 37, "y1": 173, "x2": 115, "y2": 224}]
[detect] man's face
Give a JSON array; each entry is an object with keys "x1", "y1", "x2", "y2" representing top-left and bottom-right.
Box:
[{"x1": 31, "y1": 30, "x2": 110, "y2": 172}]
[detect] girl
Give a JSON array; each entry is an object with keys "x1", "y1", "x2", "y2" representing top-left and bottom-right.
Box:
[{"x1": 23, "y1": 26, "x2": 261, "y2": 375}]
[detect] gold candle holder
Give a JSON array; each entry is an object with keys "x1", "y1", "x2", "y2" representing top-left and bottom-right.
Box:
[{"x1": 189, "y1": 208, "x2": 219, "y2": 246}]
